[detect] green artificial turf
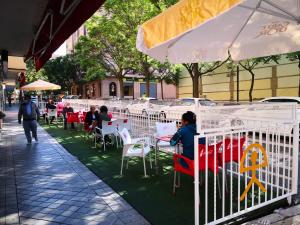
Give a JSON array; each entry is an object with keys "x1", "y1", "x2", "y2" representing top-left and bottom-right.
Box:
[
  {"x1": 41, "y1": 123, "x2": 286, "y2": 225},
  {"x1": 42, "y1": 124, "x2": 195, "y2": 225}
]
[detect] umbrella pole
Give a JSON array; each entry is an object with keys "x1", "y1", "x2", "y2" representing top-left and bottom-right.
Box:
[{"x1": 237, "y1": 65, "x2": 239, "y2": 102}]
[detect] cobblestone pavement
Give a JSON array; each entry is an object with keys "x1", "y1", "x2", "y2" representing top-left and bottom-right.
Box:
[{"x1": 0, "y1": 107, "x2": 149, "y2": 225}]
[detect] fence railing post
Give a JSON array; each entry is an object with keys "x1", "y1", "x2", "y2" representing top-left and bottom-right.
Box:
[{"x1": 194, "y1": 134, "x2": 200, "y2": 225}]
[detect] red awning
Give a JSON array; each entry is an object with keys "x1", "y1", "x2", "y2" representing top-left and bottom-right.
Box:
[{"x1": 25, "y1": 0, "x2": 105, "y2": 71}]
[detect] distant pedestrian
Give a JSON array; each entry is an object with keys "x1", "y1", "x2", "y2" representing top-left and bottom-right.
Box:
[
  {"x1": 18, "y1": 94, "x2": 40, "y2": 145},
  {"x1": 7, "y1": 94, "x2": 12, "y2": 107}
]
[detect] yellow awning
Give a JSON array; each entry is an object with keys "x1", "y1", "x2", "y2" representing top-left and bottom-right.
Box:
[{"x1": 141, "y1": 0, "x2": 241, "y2": 49}]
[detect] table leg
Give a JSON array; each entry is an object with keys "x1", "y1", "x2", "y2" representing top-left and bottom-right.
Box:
[{"x1": 155, "y1": 140, "x2": 159, "y2": 174}]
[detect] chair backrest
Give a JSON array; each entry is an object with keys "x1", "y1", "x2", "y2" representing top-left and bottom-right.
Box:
[
  {"x1": 155, "y1": 121, "x2": 177, "y2": 137},
  {"x1": 48, "y1": 109, "x2": 57, "y2": 117},
  {"x1": 118, "y1": 128, "x2": 132, "y2": 145},
  {"x1": 198, "y1": 142, "x2": 223, "y2": 174},
  {"x1": 66, "y1": 112, "x2": 73, "y2": 118},
  {"x1": 72, "y1": 112, "x2": 80, "y2": 123},
  {"x1": 101, "y1": 120, "x2": 118, "y2": 135},
  {"x1": 218, "y1": 137, "x2": 246, "y2": 166},
  {"x1": 117, "y1": 118, "x2": 132, "y2": 131}
]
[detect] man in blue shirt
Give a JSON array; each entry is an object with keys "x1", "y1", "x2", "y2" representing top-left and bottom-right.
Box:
[
  {"x1": 170, "y1": 111, "x2": 197, "y2": 160},
  {"x1": 18, "y1": 94, "x2": 40, "y2": 145}
]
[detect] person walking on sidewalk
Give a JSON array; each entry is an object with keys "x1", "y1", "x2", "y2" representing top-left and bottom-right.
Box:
[{"x1": 18, "y1": 94, "x2": 40, "y2": 144}]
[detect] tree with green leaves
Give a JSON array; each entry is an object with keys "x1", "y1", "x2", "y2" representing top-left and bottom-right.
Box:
[
  {"x1": 153, "y1": 62, "x2": 181, "y2": 99},
  {"x1": 183, "y1": 61, "x2": 228, "y2": 98},
  {"x1": 75, "y1": 0, "x2": 179, "y2": 98},
  {"x1": 26, "y1": 60, "x2": 48, "y2": 83},
  {"x1": 239, "y1": 55, "x2": 280, "y2": 102},
  {"x1": 286, "y1": 51, "x2": 300, "y2": 96},
  {"x1": 26, "y1": 54, "x2": 81, "y2": 92}
]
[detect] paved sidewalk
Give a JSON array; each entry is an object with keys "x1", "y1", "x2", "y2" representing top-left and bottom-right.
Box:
[{"x1": 0, "y1": 107, "x2": 149, "y2": 225}]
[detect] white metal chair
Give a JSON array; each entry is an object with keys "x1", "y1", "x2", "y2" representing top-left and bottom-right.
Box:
[
  {"x1": 118, "y1": 118, "x2": 132, "y2": 132},
  {"x1": 115, "y1": 118, "x2": 132, "y2": 146},
  {"x1": 95, "y1": 120, "x2": 119, "y2": 151},
  {"x1": 46, "y1": 109, "x2": 57, "y2": 124},
  {"x1": 118, "y1": 128, "x2": 152, "y2": 177},
  {"x1": 155, "y1": 121, "x2": 178, "y2": 165}
]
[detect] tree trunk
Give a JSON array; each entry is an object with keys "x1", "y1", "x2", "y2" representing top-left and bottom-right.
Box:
[
  {"x1": 146, "y1": 77, "x2": 150, "y2": 97},
  {"x1": 160, "y1": 80, "x2": 164, "y2": 100},
  {"x1": 119, "y1": 77, "x2": 124, "y2": 99},
  {"x1": 199, "y1": 76, "x2": 203, "y2": 96},
  {"x1": 249, "y1": 70, "x2": 255, "y2": 102},
  {"x1": 192, "y1": 63, "x2": 200, "y2": 98}
]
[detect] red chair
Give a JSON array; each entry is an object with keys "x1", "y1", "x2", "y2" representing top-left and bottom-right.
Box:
[
  {"x1": 82, "y1": 112, "x2": 87, "y2": 122},
  {"x1": 72, "y1": 112, "x2": 80, "y2": 123},
  {"x1": 66, "y1": 112, "x2": 74, "y2": 123},
  {"x1": 218, "y1": 137, "x2": 246, "y2": 167},
  {"x1": 66, "y1": 112, "x2": 80, "y2": 125},
  {"x1": 173, "y1": 142, "x2": 222, "y2": 194}
]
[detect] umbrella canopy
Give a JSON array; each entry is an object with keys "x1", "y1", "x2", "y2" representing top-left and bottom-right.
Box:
[
  {"x1": 136, "y1": 0, "x2": 300, "y2": 63},
  {"x1": 20, "y1": 80, "x2": 61, "y2": 91}
]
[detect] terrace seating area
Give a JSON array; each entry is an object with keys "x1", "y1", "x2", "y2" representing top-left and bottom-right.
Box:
[{"x1": 31, "y1": 99, "x2": 299, "y2": 224}]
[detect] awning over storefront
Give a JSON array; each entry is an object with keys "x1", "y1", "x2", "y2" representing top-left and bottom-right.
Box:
[
  {"x1": 25, "y1": 0, "x2": 106, "y2": 70},
  {"x1": 0, "y1": 0, "x2": 105, "y2": 71}
]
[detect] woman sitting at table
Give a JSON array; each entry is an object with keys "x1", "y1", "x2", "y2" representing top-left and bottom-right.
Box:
[
  {"x1": 63, "y1": 103, "x2": 75, "y2": 130},
  {"x1": 96, "y1": 105, "x2": 112, "y2": 144},
  {"x1": 97, "y1": 105, "x2": 111, "y2": 129},
  {"x1": 84, "y1": 106, "x2": 99, "y2": 131}
]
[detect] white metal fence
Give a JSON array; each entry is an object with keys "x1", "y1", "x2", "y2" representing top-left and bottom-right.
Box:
[
  {"x1": 62, "y1": 99, "x2": 299, "y2": 225},
  {"x1": 194, "y1": 103, "x2": 299, "y2": 225}
]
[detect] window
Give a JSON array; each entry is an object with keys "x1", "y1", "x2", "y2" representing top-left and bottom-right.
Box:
[
  {"x1": 124, "y1": 82, "x2": 134, "y2": 96},
  {"x1": 109, "y1": 82, "x2": 117, "y2": 96}
]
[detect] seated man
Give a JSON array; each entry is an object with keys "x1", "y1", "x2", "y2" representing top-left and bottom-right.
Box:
[
  {"x1": 63, "y1": 103, "x2": 75, "y2": 130},
  {"x1": 84, "y1": 106, "x2": 99, "y2": 131},
  {"x1": 170, "y1": 111, "x2": 197, "y2": 162}
]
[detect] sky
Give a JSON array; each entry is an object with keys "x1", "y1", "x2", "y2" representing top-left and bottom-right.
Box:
[{"x1": 52, "y1": 42, "x2": 67, "y2": 57}]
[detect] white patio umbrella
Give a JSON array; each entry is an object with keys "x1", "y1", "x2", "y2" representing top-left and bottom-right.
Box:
[
  {"x1": 137, "y1": 0, "x2": 300, "y2": 63},
  {"x1": 20, "y1": 79, "x2": 61, "y2": 91}
]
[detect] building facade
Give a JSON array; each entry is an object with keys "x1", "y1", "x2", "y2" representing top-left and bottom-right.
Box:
[
  {"x1": 71, "y1": 76, "x2": 177, "y2": 99},
  {"x1": 178, "y1": 58, "x2": 300, "y2": 101}
]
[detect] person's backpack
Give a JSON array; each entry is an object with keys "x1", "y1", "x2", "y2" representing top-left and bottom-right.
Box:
[{"x1": 23, "y1": 102, "x2": 33, "y2": 118}]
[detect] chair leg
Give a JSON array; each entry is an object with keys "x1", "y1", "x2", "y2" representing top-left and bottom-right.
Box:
[
  {"x1": 115, "y1": 136, "x2": 119, "y2": 148},
  {"x1": 178, "y1": 172, "x2": 181, "y2": 188},
  {"x1": 120, "y1": 156, "x2": 124, "y2": 175},
  {"x1": 217, "y1": 173, "x2": 222, "y2": 199},
  {"x1": 94, "y1": 136, "x2": 97, "y2": 148},
  {"x1": 224, "y1": 165, "x2": 228, "y2": 193},
  {"x1": 200, "y1": 172, "x2": 203, "y2": 186},
  {"x1": 103, "y1": 138, "x2": 106, "y2": 151},
  {"x1": 173, "y1": 170, "x2": 177, "y2": 194},
  {"x1": 143, "y1": 156, "x2": 147, "y2": 177},
  {"x1": 149, "y1": 153, "x2": 153, "y2": 169}
]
